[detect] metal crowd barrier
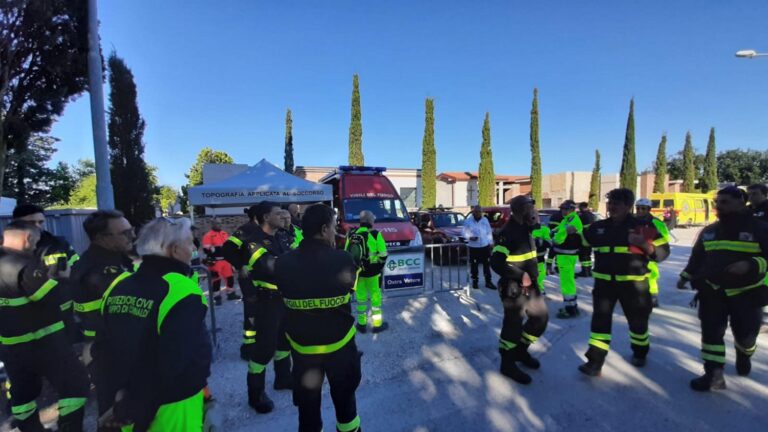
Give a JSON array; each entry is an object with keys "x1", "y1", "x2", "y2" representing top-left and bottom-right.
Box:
[
  {"x1": 192, "y1": 265, "x2": 220, "y2": 354},
  {"x1": 423, "y1": 242, "x2": 472, "y2": 297}
]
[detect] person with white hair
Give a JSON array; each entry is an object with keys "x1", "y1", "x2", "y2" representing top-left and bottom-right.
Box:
[
  {"x1": 345, "y1": 210, "x2": 389, "y2": 333},
  {"x1": 98, "y1": 217, "x2": 211, "y2": 431}
]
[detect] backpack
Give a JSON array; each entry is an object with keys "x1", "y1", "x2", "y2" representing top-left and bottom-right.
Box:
[{"x1": 346, "y1": 228, "x2": 375, "y2": 271}]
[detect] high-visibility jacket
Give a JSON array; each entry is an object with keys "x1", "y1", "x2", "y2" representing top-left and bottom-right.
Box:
[
  {"x1": 290, "y1": 224, "x2": 304, "y2": 249},
  {"x1": 531, "y1": 224, "x2": 552, "y2": 263},
  {"x1": 275, "y1": 238, "x2": 359, "y2": 355},
  {"x1": 36, "y1": 231, "x2": 78, "y2": 320},
  {"x1": 70, "y1": 244, "x2": 133, "y2": 340},
  {"x1": 553, "y1": 212, "x2": 584, "y2": 255},
  {"x1": 100, "y1": 255, "x2": 211, "y2": 430},
  {"x1": 681, "y1": 212, "x2": 768, "y2": 298},
  {"x1": 0, "y1": 248, "x2": 63, "y2": 346},
  {"x1": 243, "y1": 227, "x2": 288, "y2": 295},
  {"x1": 490, "y1": 218, "x2": 539, "y2": 292},
  {"x1": 221, "y1": 221, "x2": 259, "y2": 270},
  {"x1": 344, "y1": 225, "x2": 388, "y2": 278},
  {"x1": 583, "y1": 215, "x2": 670, "y2": 282}
]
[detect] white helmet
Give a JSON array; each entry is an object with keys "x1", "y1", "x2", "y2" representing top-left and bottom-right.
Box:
[{"x1": 636, "y1": 198, "x2": 652, "y2": 207}]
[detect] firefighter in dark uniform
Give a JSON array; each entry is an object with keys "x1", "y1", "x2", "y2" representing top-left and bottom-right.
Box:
[
  {"x1": 677, "y1": 186, "x2": 768, "y2": 391},
  {"x1": 545, "y1": 211, "x2": 562, "y2": 275},
  {"x1": 13, "y1": 204, "x2": 80, "y2": 342},
  {"x1": 97, "y1": 217, "x2": 211, "y2": 431},
  {"x1": 275, "y1": 204, "x2": 362, "y2": 432},
  {"x1": 0, "y1": 221, "x2": 89, "y2": 431},
  {"x1": 221, "y1": 205, "x2": 261, "y2": 360},
  {"x1": 578, "y1": 188, "x2": 670, "y2": 376},
  {"x1": 69, "y1": 210, "x2": 134, "y2": 418},
  {"x1": 490, "y1": 196, "x2": 549, "y2": 385},
  {"x1": 747, "y1": 183, "x2": 768, "y2": 222},
  {"x1": 241, "y1": 202, "x2": 292, "y2": 414},
  {"x1": 577, "y1": 202, "x2": 596, "y2": 278}
]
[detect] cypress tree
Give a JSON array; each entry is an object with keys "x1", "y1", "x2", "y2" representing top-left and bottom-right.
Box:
[
  {"x1": 107, "y1": 52, "x2": 155, "y2": 226},
  {"x1": 348, "y1": 74, "x2": 364, "y2": 165},
  {"x1": 420, "y1": 98, "x2": 436, "y2": 209},
  {"x1": 530, "y1": 88, "x2": 542, "y2": 204},
  {"x1": 701, "y1": 127, "x2": 718, "y2": 192},
  {"x1": 619, "y1": 98, "x2": 637, "y2": 193},
  {"x1": 478, "y1": 113, "x2": 495, "y2": 206},
  {"x1": 682, "y1": 131, "x2": 696, "y2": 192},
  {"x1": 588, "y1": 150, "x2": 601, "y2": 210},
  {"x1": 284, "y1": 108, "x2": 294, "y2": 173},
  {"x1": 653, "y1": 134, "x2": 668, "y2": 193}
]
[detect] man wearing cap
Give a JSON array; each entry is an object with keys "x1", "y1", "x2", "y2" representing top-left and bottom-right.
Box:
[
  {"x1": 552, "y1": 200, "x2": 583, "y2": 318},
  {"x1": 490, "y1": 196, "x2": 549, "y2": 384},
  {"x1": 579, "y1": 188, "x2": 670, "y2": 377},
  {"x1": 13, "y1": 204, "x2": 80, "y2": 342},
  {"x1": 635, "y1": 198, "x2": 671, "y2": 308},
  {"x1": 677, "y1": 186, "x2": 768, "y2": 391}
]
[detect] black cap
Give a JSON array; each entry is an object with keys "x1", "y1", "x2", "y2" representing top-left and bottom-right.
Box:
[{"x1": 559, "y1": 200, "x2": 576, "y2": 209}]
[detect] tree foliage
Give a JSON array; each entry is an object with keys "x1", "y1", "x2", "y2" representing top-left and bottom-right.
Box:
[
  {"x1": 653, "y1": 134, "x2": 667, "y2": 193},
  {"x1": 108, "y1": 52, "x2": 155, "y2": 225},
  {"x1": 158, "y1": 186, "x2": 179, "y2": 215},
  {"x1": 0, "y1": 0, "x2": 89, "y2": 197},
  {"x1": 68, "y1": 174, "x2": 97, "y2": 208},
  {"x1": 717, "y1": 149, "x2": 768, "y2": 186},
  {"x1": 348, "y1": 74, "x2": 364, "y2": 165},
  {"x1": 619, "y1": 98, "x2": 637, "y2": 193},
  {"x1": 682, "y1": 132, "x2": 697, "y2": 193},
  {"x1": 701, "y1": 127, "x2": 718, "y2": 192},
  {"x1": 186, "y1": 147, "x2": 234, "y2": 186},
  {"x1": 420, "y1": 98, "x2": 436, "y2": 209},
  {"x1": 530, "y1": 88, "x2": 542, "y2": 204},
  {"x1": 478, "y1": 113, "x2": 495, "y2": 207},
  {"x1": 588, "y1": 150, "x2": 601, "y2": 210},
  {"x1": 284, "y1": 108, "x2": 294, "y2": 173}
]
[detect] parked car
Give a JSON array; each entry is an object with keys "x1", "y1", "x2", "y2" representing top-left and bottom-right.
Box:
[{"x1": 410, "y1": 208, "x2": 467, "y2": 265}]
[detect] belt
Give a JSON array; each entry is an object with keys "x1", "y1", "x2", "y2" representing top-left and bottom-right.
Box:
[
  {"x1": 592, "y1": 272, "x2": 649, "y2": 282},
  {"x1": 553, "y1": 248, "x2": 578, "y2": 254}
]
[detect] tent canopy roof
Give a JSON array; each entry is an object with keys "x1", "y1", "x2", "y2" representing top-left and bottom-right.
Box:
[{"x1": 188, "y1": 159, "x2": 332, "y2": 208}]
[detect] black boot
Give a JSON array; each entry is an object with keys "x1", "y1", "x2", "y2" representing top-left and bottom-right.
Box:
[
  {"x1": 472, "y1": 279, "x2": 479, "y2": 290},
  {"x1": 214, "y1": 295, "x2": 222, "y2": 306},
  {"x1": 485, "y1": 280, "x2": 497, "y2": 290},
  {"x1": 273, "y1": 356, "x2": 294, "y2": 390},
  {"x1": 247, "y1": 372, "x2": 275, "y2": 413},
  {"x1": 516, "y1": 344, "x2": 540, "y2": 370},
  {"x1": 578, "y1": 360, "x2": 603, "y2": 377},
  {"x1": 630, "y1": 356, "x2": 647, "y2": 368},
  {"x1": 13, "y1": 416, "x2": 48, "y2": 432},
  {"x1": 500, "y1": 350, "x2": 532, "y2": 384},
  {"x1": 690, "y1": 365, "x2": 726, "y2": 392},
  {"x1": 556, "y1": 306, "x2": 580, "y2": 319},
  {"x1": 576, "y1": 269, "x2": 588, "y2": 278},
  {"x1": 736, "y1": 351, "x2": 752, "y2": 376},
  {"x1": 58, "y1": 407, "x2": 84, "y2": 432},
  {"x1": 227, "y1": 291, "x2": 242, "y2": 301}
]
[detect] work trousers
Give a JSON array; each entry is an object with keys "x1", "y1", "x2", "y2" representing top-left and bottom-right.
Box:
[
  {"x1": 240, "y1": 276, "x2": 256, "y2": 349},
  {"x1": 469, "y1": 246, "x2": 492, "y2": 283},
  {"x1": 498, "y1": 288, "x2": 549, "y2": 355},
  {"x1": 697, "y1": 286, "x2": 764, "y2": 369},
  {"x1": 578, "y1": 247, "x2": 593, "y2": 271},
  {"x1": 246, "y1": 294, "x2": 291, "y2": 392},
  {"x1": 356, "y1": 275, "x2": 383, "y2": 327},
  {"x1": 4, "y1": 332, "x2": 89, "y2": 432},
  {"x1": 585, "y1": 279, "x2": 653, "y2": 364},
  {"x1": 536, "y1": 261, "x2": 547, "y2": 293},
  {"x1": 648, "y1": 262, "x2": 660, "y2": 296},
  {"x1": 292, "y1": 341, "x2": 362, "y2": 432},
  {"x1": 556, "y1": 254, "x2": 578, "y2": 306}
]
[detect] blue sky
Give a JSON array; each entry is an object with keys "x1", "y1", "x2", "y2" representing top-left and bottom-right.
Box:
[{"x1": 51, "y1": 0, "x2": 768, "y2": 188}]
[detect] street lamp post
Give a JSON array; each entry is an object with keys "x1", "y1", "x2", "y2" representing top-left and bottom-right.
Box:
[
  {"x1": 87, "y1": 0, "x2": 115, "y2": 209},
  {"x1": 735, "y1": 49, "x2": 768, "y2": 58}
]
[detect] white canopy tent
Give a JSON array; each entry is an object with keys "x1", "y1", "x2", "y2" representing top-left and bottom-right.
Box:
[{"x1": 188, "y1": 159, "x2": 332, "y2": 209}]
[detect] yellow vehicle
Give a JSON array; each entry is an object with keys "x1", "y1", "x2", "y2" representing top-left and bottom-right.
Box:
[{"x1": 649, "y1": 193, "x2": 716, "y2": 227}]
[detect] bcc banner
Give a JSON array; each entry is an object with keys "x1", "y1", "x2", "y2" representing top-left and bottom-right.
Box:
[{"x1": 382, "y1": 252, "x2": 424, "y2": 290}]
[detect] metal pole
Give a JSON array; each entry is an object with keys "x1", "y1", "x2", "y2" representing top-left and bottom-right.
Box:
[{"x1": 87, "y1": 0, "x2": 115, "y2": 209}]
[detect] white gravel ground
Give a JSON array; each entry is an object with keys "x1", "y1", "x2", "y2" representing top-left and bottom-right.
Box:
[{"x1": 6, "y1": 227, "x2": 768, "y2": 431}]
